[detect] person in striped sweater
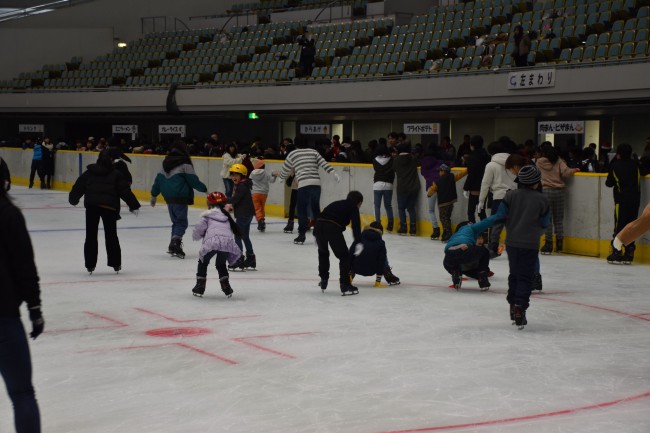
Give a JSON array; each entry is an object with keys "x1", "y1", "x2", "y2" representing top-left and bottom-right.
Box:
[{"x1": 279, "y1": 137, "x2": 341, "y2": 244}]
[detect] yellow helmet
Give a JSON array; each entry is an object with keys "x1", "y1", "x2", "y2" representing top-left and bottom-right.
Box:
[{"x1": 229, "y1": 163, "x2": 248, "y2": 176}]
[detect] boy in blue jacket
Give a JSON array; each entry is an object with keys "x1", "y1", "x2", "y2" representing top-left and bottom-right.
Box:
[{"x1": 443, "y1": 214, "x2": 504, "y2": 291}]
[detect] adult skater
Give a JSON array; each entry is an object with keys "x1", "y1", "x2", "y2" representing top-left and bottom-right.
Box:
[
  {"x1": 69, "y1": 150, "x2": 141, "y2": 274},
  {"x1": 313, "y1": 190, "x2": 363, "y2": 295},
  {"x1": 1, "y1": 161, "x2": 44, "y2": 433}
]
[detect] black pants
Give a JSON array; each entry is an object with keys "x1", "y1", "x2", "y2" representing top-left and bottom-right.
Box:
[
  {"x1": 506, "y1": 246, "x2": 538, "y2": 310},
  {"x1": 467, "y1": 194, "x2": 487, "y2": 223},
  {"x1": 196, "y1": 250, "x2": 229, "y2": 279},
  {"x1": 313, "y1": 220, "x2": 350, "y2": 286},
  {"x1": 85, "y1": 206, "x2": 121, "y2": 269},
  {"x1": 28, "y1": 160, "x2": 44, "y2": 188},
  {"x1": 614, "y1": 198, "x2": 640, "y2": 244},
  {"x1": 443, "y1": 245, "x2": 490, "y2": 277},
  {"x1": 288, "y1": 189, "x2": 298, "y2": 221}
]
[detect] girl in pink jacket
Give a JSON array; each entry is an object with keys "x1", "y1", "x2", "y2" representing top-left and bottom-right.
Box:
[{"x1": 191, "y1": 192, "x2": 242, "y2": 298}]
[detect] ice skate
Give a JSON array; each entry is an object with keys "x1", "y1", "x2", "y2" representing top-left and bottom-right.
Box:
[
  {"x1": 555, "y1": 237, "x2": 563, "y2": 253},
  {"x1": 386, "y1": 220, "x2": 393, "y2": 232},
  {"x1": 220, "y1": 277, "x2": 233, "y2": 298},
  {"x1": 113, "y1": 266, "x2": 121, "y2": 274},
  {"x1": 510, "y1": 304, "x2": 515, "y2": 324},
  {"x1": 607, "y1": 247, "x2": 624, "y2": 264},
  {"x1": 477, "y1": 271, "x2": 490, "y2": 291},
  {"x1": 294, "y1": 233, "x2": 306, "y2": 244},
  {"x1": 283, "y1": 220, "x2": 294, "y2": 233},
  {"x1": 243, "y1": 254, "x2": 256, "y2": 270},
  {"x1": 440, "y1": 232, "x2": 451, "y2": 243},
  {"x1": 87, "y1": 267, "x2": 95, "y2": 275},
  {"x1": 383, "y1": 266, "x2": 400, "y2": 285},
  {"x1": 532, "y1": 273, "x2": 543, "y2": 291},
  {"x1": 340, "y1": 283, "x2": 359, "y2": 296},
  {"x1": 228, "y1": 256, "x2": 246, "y2": 271},
  {"x1": 397, "y1": 225, "x2": 407, "y2": 236},
  {"x1": 430, "y1": 227, "x2": 441, "y2": 240},
  {"x1": 513, "y1": 305, "x2": 527, "y2": 330},
  {"x1": 409, "y1": 224, "x2": 417, "y2": 236},
  {"x1": 540, "y1": 240, "x2": 553, "y2": 255},
  {"x1": 192, "y1": 277, "x2": 206, "y2": 297},
  {"x1": 168, "y1": 237, "x2": 185, "y2": 259},
  {"x1": 319, "y1": 278, "x2": 328, "y2": 293},
  {"x1": 451, "y1": 270, "x2": 462, "y2": 290},
  {"x1": 257, "y1": 219, "x2": 266, "y2": 232},
  {"x1": 623, "y1": 244, "x2": 635, "y2": 265}
]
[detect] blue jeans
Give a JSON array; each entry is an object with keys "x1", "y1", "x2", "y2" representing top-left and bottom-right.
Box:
[
  {"x1": 197, "y1": 250, "x2": 229, "y2": 279},
  {"x1": 0, "y1": 318, "x2": 41, "y2": 433},
  {"x1": 223, "y1": 178, "x2": 234, "y2": 198},
  {"x1": 235, "y1": 215, "x2": 254, "y2": 256},
  {"x1": 427, "y1": 193, "x2": 438, "y2": 226},
  {"x1": 297, "y1": 185, "x2": 321, "y2": 235},
  {"x1": 167, "y1": 204, "x2": 189, "y2": 239},
  {"x1": 397, "y1": 191, "x2": 418, "y2": 229},
  {"x1": 373, "y1": 190, "x2": 394, "y2": 223},
  {"x1": 506, "y1": 246, "x2": 538, "y2": 310}
]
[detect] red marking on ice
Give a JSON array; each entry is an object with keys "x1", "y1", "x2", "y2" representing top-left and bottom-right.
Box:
[
  {"x1": 45, "y1": 311, "x2": 129, "y2": 334},
  {"x1": 231, "y1": 332, "x2": 319, "y2": 359},
  {"x1": 145, "y1": 327, "x2": 212, "y2": 337},
  {"x1": 371, "y1": 391, "x2": 650, "y2": 433},
  {"x1": 79, "y1": 343, "x2": 237, "y2": 365},
  {"x1": 134, "y1": 307, "x2": 260, "y2": 322},
  {"x1": 538, "y1": 296, "x2": 650, "y2": 323}
]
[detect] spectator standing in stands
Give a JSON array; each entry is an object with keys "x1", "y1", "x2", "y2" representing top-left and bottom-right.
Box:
[
  {"x1": 0, "y1": 164, "x2": 44, "y2": 433},
  {"x1": 372, "y1": 142, "x2": 395, "y2": 232},
  {"x1": 279, "y1": 135, "x2": 341, "y2": 245},
  {"x1": 420, "y1": 143, "x2": 444, "y2": 239},
  {"x1": 393, "y1": 140, "x2": 420, "y2": 236},
  {"x1": 512, "y1": 25, "x2": 531, "y2": 67},
  {"x1": 536, "y1": 142, "x2": 579, "y2": 254},
  {"x1": 151, "y1": 141, "x2": 208, "y2": 259},
  {"x1": 605, "y1": 143, "x2": 641, "y2": 264},
  {"x1": 221, "y1": 142, "x2": 243, "y2": 198},
  {"x1": 463, "y1": 135, "x2": 491, "y2": 223}
]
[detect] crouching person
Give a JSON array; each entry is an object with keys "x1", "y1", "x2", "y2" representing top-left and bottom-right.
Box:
[{"x1": 349, "y1": 221, "x2": 400, "y2": 287}]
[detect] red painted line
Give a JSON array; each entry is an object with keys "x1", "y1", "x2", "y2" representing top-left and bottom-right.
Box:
[
  {"x1": 537, "y1": 296, "x2": 650, "y2": 323},
  {"x1": 84, "y1": 311, "x2": 129, "y2": 326},
  {"x1": 236, "y1": 331, "x2": 318, "y2": 340},
  {"x1": 175, "y1": 343, "x2": 238, "y2": 365},
  {"x1": 134, "y1": 307, "x2": 260, "y2": 323},
  {"x1": 79, "y1": 342, "x2": 238, "y2": 364},
  {"x1": 371, "y1": 391, "x2": 650, "y2": 433},
  {"x1": 231, "y1": 332, "x2": 319, "y2": 359},
  {"x1": 45, "y1": 311, "x2": 128, "y2": 334}
]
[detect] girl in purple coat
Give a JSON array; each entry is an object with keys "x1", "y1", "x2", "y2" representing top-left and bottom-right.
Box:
[{"x1": 191, "y1": 191, "x2": 242, "y2": 298}]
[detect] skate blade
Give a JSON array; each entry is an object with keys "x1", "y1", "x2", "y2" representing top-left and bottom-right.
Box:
[
  {"x1": 387, "y1": 281, "x2": 401, "y2": 285},
  {"x1": 341, "y1": 292, "x2": 359, "y2": 296},
  {"x1": 192, "y1": 293, "x2": 203, "y2": 298},
  {"x1": 224, "y1": 293, "x2": 233, "y2": 298},
  {"x1": 517, "y1": 325, "x2": 525, "y2": 330},
  {"x1": 540, "y1": 252, "x2": 552, "y2": 255},
  {"x1": 243, "y1": 268, "x2": 257, "y2": 271},
  {"x1": 480, "y1": 287, "x2": 490, "y2": 292}
]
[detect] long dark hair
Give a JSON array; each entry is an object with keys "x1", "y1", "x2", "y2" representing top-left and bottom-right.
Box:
[
  {"x1": 540, "y1": 142, "x2": 559, "y2": 164},
  {"x1": 217, "y1": 205, "x2": 242, "y2": 240}
]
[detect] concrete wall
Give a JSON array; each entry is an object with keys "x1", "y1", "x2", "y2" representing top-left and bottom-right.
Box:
[{"x1": 3, "y1": 147, "x2": 649, "y2": 263}]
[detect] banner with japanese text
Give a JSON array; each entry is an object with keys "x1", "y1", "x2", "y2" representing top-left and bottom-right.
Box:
[
  {"x1": 538, "y1": 121, "x2": 585, "y2": 134},
  {"x1": 403, "y1": 123, "x2": 440, "y2": 134},
  {"x1": 508, "y1": 69, "x2": 555, "y2": 89}
]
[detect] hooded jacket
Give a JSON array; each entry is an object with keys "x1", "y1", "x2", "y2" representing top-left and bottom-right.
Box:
[
  {"x1": 69, "y1": 163, "x2": 140, "y2": 212},
  {"x1": 372, "y1": 155, "x2": 395, "y2": 185},
  {"x1": 250, "y1": 168, "x2": 277, "y2": 195},
  {"x1": 349, "y1": 226, "x2": 387, "y2": 276},
  {"x1": 535, "y1": 157, "x2": 578, "y2": 189},
  {"x1": 420, "y1": 153, "x2": 444, "y2": 189},
  {"x1": 226, "y1": 178, "x2": 255, "y2": 218},
  {"x1": 393, "y1": 153, "x2": 421, "y2": 195},
  {"x1": 151, "y1": 150, "x2": 207, "y2": 205},
  {"x1": 192, "y1": 208, "x2": 241, "y2": 264},
  {"x1": 479, "y1": 152, "x2": 517, "y2": 203}
]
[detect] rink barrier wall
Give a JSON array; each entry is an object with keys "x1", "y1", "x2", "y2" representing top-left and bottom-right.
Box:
[{"x1": 2, "y1": 147, "x2": 649, "y2": 264}]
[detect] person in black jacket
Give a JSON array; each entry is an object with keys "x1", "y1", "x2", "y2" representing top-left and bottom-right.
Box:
[
  {"x1": 0, "y1": 165, "x2": 44, "y2": 433},
  {"x1": 605, "y1": 143, "x2": 641, "y2": 263},
  {"x1": 107, "y1": 137, "x2": 133, "y2": 185},
  {"x1": 226, "y1": 163, "x2": 257, "y2": 271},
  {"x1": 349, "y1": 221, "x2": 401, "y2": 287},
  {"x1": 313, "y1": 190, "x2": 363, "y2": 295},
  {"x1": 69, "y1": 150, "x2": 141, "y2": 274},
  {"x1": 372, "y1": 143, "x2": 395, "y2": 231},
  {"x1": 463, "y1": 135, "x2": 491, "y2": 223},
  {"x1": 0, "y1": 156, "x2": 10, "y2": 191}
]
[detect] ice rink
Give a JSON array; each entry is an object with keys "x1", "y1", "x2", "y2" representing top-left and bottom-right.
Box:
[{"x1": 2, "y1": 186, "x2": 649, "y2": 433}]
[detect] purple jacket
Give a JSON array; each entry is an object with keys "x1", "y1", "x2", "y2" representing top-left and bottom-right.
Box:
[
  {"x1": 192, "y1": 209, "x2": 241, "y2": 263},
  {"x1": 420, "y1": 154, "x2": 444, "y2": 189}
]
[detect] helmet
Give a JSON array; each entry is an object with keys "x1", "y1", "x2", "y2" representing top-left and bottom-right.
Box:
[
  {"x1": 229, "y1": 163, "x2": 248, "y2": 176},
  {"x1": 207, "y1": 191, "x2": 227, "y2": 207}
]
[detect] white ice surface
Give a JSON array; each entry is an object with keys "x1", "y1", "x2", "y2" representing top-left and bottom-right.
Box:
[{"x1": 1, "y1": 187, "x2": 649, "y2": 433}]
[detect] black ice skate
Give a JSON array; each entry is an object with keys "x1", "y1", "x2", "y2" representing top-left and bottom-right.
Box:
[
  {"x1": 510, "y1": 304, "x2": 515, "y2": 324},
  {"x1": 113, "y1": 266, "x2": 121, "y2": 274},
  {"x1": 477, "y1": 271, "x2": 490, "y2": 291},
  {"x1": 513, "y1": 305, "x2": 527, "y2": 330},
  {"x1": 555, "y1": 237, "x2": 563, "y2": 253},
  {"x1": 451, "y1": 270, "x2": 462, "y2": 290},
  {"x1": 294, "y1": 233, "x2": 306, "y2": 244},
  {"x1": 383, "y1": 266, "x2": 401, "y2": 285},
  {"x1": 340, "y1": 283, "x2": 359, "y2": 296},
  {"x1": 430, "y1": 227, "x2": 441, "y2": 240},
  {"x1": 409, "y1": 224, "x2": 417, "y2": 236},
  {"x1": 192, "y1": 277, "x2": 206, "y2": 297},
  {"x1": 87, "y1": 267, "x2": 95, "y2": 275},
  {"x1": 397, "y1": 225, "x2": 407, "y2": 236},
  {"x1": 623, "y1": 244, "x2": 635, "y2": 264},
  {"x1": 532, "y1": 273, "x2": 543, "y2": 291},
  {"x1": 257, "y1": 220, "x2": 266, "y2": 232},
  {"x1": 220, "y1": 276, "x2": 233, "y2": 298},
  {"x1": 440, "y1": 232, "x2": 451, "y2": 243},
  {"x1": 607, "y1": 247, "x2": 625, "y2": 264},
  {"x1": 228, "y1": 256, "x2": 246, "y2": 271},
  {"x1": 243, "y1": 254, "x2": 256, "y2": 270},
  {"x1": 168, "y1": 237, "x2": 185, "y2": 259},
  {"x1": 386, "y1": 220, "x2": 393, "y2": 232},
  {"x1": 283, "y1": 220, "x2": 294, "y2": 233},
  {"x1": 540, "y1": 240, "x2": 553, "y2": 255},
  {"x1": 319, "y1": 278, "x2": 328, "y2": 293}
]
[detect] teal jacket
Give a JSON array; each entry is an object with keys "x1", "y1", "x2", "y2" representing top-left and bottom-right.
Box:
[
  {"x1": 444, "y1": 214, "x2": 503, "y2": 252},
  {"x1": 151, "y1": 151, "x2": 207, "y2": 205}
]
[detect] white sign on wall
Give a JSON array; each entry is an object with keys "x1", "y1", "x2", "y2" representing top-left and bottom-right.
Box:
[
  {"x1": 112, "y1": 125, "x2": 138, "y2": 134},
  {"x1": 300, "y1": 124, "x2": 330, "y2": 135},
  {"x1": 158, "y1": 125, "x2": 186, "y2": 137},
  {"x1": 507, "y1": 69, "x2": 556, "y2": 89},
  {"x1": 538, "y1": 121, "x2": 585, "y2": 134},
  {"x1": 19, "y1": 124, "x2": 44, "y2": 133},
  {"x1": 403, "y1": 123, "x2": 440, "y2": 134}
]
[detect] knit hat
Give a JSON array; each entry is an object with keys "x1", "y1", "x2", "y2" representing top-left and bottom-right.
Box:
[
  {"x1": 439, "y1": 164, "x2": 451, "y2": 172},
  {"x1": 517, "y1": 165, "x2": 541, "y2": 185}
]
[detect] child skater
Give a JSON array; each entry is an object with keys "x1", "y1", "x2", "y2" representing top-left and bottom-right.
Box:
[
  {"x1": 191, "y1": 192, "x2": 242, "y2": 298},
  {"x1": 249, "y1": 159, "x2": 279, "y2": 232},
  {"x1": 500, "y1": 165, "x2": 550, "y2": 329},
  {"x1": 225, "y1": 163, "x2": 257, "y2": 270},
  {"x1": 426, "y1": 164, "x2": 467, "y2": 242},
  {"x1": 443, "y1": 214, "x2": 504, "y2": 291},
  {"x1": 349, "y1": 221, "x2": 400, "y2": 287}
]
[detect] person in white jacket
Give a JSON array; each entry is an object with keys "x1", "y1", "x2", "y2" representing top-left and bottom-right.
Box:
[
  {"x1": 220, "y1": 142, "x2": 243, "y2": 198},
  {"x1": 478, "y1": 142, "x2": 517, "y2": 258},
  {"x1": 250, "y1": 159, "x2": 279, "y2": 232}
]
